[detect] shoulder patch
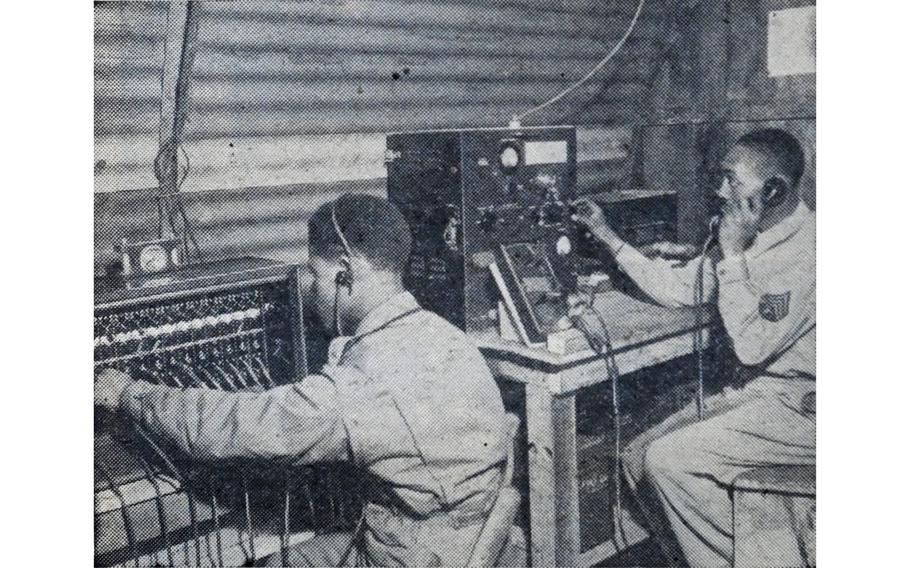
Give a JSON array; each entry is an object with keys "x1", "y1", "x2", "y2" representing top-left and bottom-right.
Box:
[{"x1": 759, "y1": 292, "x2": 791, "y2": 322}]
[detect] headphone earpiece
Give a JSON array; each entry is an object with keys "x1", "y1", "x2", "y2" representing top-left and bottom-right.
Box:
[
  {"x1": 761, "y1": 176, "x2": 789, "y2": 208},
  {"x1": 331, "y1": 201, "x2": 357, "y2": 295},
  {"x1": 335, "y1": 258, "x2": 354, "y2": 295}
]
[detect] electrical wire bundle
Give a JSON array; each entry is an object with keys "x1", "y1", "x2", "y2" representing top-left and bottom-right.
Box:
[{"x1": 153, "y1": 139, "x2": 204, "y2": 263}]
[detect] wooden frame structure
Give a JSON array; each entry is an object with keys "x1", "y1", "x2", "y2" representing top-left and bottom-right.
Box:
[{"x1": 474, "y1": 291, "x2": 715, "y2": 567}]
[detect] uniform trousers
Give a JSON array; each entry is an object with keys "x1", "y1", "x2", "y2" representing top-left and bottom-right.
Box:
[
  {"x1": 263, "y1": 502, "x2": 527, "y2": 567},
  {"x1": 623, "y1": 376, "x2": 815, "y2": 568}
]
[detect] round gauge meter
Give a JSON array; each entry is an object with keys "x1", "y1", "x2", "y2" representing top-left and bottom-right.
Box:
[
  {"x1": 499, "y1": 144, "x2": 521, "y2": 172},
  {"x1": 139, "y1": 244, "x2": 169, "y2": 273}
]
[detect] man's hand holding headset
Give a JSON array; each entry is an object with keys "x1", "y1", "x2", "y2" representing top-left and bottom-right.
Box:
[{"x1": 718, "y1": 192, "x2": 762, "y2": 259}]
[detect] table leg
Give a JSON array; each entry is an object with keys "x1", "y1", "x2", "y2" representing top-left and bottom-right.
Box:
[
  {"x1": 524, "y1": 382, "x2": 557, "y2": 567},
  {"x1": 553, "y1": 394, "x2": 580, "y2": 567}
]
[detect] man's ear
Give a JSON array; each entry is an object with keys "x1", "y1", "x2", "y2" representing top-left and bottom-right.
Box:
[
  {"x1": 761, "y1": 176, "x2": 790, "y2": 208},
  {"x1": 335, "y1": 255, "x2": 354, "y2": 292}
]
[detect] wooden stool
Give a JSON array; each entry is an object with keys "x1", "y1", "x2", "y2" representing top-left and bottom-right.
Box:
[{"x1": 731, "y1": 466, "x2": 816, "y2": 568}]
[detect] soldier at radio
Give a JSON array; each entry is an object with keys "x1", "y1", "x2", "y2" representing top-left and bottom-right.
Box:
[
  {"x1": 573, "y1": 128, "x2": 816, "y2": 567},
  {"x1": 95, "y1": 193, "x2": 521, "y2": 567}
]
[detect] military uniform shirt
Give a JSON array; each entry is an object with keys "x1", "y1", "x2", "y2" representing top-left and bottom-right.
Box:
[
  {"x1": 612, "y1": 202, "x2": 815, "y2": 377},
  {"x1": 120, "y1": 291, "x2": 509, "y2": 519}
]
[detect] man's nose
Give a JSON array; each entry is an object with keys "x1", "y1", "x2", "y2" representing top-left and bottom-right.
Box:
[{"x1": 716, "y1": 179, "x2": 733, "y2": 200}]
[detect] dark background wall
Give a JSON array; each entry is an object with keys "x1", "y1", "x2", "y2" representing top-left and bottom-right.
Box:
[
  {"x1": 641, "y1": 0, "x2": 815, "y2": 242},
  {"x1": 94, "y1": 0, "x2": 815, "y2": 273}
]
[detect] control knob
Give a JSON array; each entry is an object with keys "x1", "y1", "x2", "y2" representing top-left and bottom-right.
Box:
[{"x1": 478, "y1": 209, "x2": 499, "y2": 233}]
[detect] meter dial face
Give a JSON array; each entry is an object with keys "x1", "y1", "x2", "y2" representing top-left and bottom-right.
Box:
[
  {"x1": 499, "y1": 144, "x2": 521, "y2": 172},
  {"x1": 139, "y1": 244, "x2": 169, "y2": 273}
]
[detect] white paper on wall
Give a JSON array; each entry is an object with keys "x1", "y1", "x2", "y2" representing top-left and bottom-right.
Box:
[{"x1": 767, "y1": 6, "x2": 816, "y2": 77}]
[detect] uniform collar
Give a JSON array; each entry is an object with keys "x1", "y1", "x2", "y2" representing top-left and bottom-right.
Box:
[
  {"x1": 353, "y1": 291, "x2": 421, "y2": 338},
  {"x1": 750, "y1": 201, "x2": 813, "y2": 256},
  {"x1": 327, "y1": 291, "x2": 420, "y2": 366}
]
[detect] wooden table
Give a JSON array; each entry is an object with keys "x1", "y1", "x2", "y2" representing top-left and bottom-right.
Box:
[{"x1": 472, "y1": 291, "x2": 714, "y2": 567}]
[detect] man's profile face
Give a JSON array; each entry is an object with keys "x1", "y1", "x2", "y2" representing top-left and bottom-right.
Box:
[
  {"x1": 717, "y1": 144, "x2": 768, "y2": 209},
  {"x1": 306, "y1": 255, "x2": 342, "y2": 330}
]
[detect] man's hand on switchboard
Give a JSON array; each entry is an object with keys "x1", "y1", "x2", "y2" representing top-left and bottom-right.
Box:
[{"x1": 95, "y1": 368, "x2": 132, "y2": 411}]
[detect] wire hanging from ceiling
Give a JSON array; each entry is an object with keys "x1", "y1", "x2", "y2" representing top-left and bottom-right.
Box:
[
  {"x1": 512, "y1": 0, "x2": 647, "y2": 126},
  {"x1": 152, "y1": 1, "x2": 204, "y2": 263},
  {"x1": 153, "y1": 141, "x2": 204, "y2": 262}
]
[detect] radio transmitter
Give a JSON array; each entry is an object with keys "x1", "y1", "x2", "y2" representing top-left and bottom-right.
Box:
[{"x1": 386, "y1": 126, "x2": 578, "y2": 333}]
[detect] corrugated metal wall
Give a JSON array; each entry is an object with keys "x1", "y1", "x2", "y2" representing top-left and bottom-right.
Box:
[
  {"x1": 95, "y1": 1, "x2": 169, "y2": 193},
  {"x1": 94, "y1": 0, "x2": 674, "y2": 273},
  {"x1": 185, "y1": 0, "x2": 665, "y2": 138}
]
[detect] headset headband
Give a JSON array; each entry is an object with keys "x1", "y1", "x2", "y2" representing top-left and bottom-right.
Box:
[{"x1": 331, "y1": 200, "x2": 356, "y2": 259}]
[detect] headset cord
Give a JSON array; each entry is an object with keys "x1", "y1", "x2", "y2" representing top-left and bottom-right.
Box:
[
  {"x1": 329, "y1": 305, "x2": 423, "y2": 567},
  {"x1": 695, "y1": 258, "x2": 707, "y2": 420},
  {"x1": 694, "y1": 221, "x2": 718, "y2": 420},
  {"x1": 570, "y1": 307, "x2": 628, "y2": 546},
  {"x1": 132, "y1": 421, "x2": 205, "y2": 566},
  {"x1": 337, "y1": 506, "x2": 368, "y2": 567},
  {"x1": 333, "y1": 284, "x2": 344, "y2": 337}
]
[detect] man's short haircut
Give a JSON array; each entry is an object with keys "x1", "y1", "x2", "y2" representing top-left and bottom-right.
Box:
[
  {"x1": 736, "y1": 128, "x2": 806, "y2": 186},
  {"x1": 308, "y1": 193, "x2": 412, "y2": 274}
]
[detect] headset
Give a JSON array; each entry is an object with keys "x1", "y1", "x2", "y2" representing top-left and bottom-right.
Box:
[
  {"x1": 332, "y1": 201, "x2": 356, "y2": 295},
  {"x1": 328, "y1": 199, "x2": 471, "y2": 564},
  {"x1": 761, "y1": 175, "x2": 790, "y2": 208},
  {"x1": 331, "y1": 201, "x2": 358, "y2": 336},
  {"x1": 692, "y1": 174, "x2": 790, "y2": 418}
]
